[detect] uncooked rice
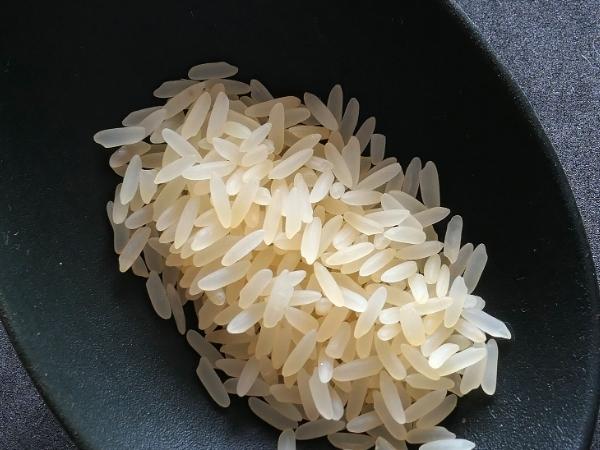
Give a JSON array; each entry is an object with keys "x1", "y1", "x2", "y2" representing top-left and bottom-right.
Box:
[{"x1": 96, "y1": 61, "x2": 511, "y2": 450}]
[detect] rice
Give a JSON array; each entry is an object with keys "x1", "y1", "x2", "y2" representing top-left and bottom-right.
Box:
[
  {"x1": 277, "y1": 429, "x2": 296, "y2": 450},
  {"x1": 406, "y1": 426, "x2": 455, "y2": 444},
  {"x1": 294, "y1": 419, "x2": 345, "y2": 440},
  {"x1": 196, "y1": 357, "x2": 230, "y2": 407},
  {"x1": 188, "y1": 61, "x2": 238, "y2": 80},
  {"x1": 420, "y1": 439, "x2": 476, "y2": 450},
  {"x1": 97, "y1": 61, "x2": 511, "y2": 449}
]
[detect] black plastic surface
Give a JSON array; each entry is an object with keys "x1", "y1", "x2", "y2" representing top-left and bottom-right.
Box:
[{"x1": 0, "y1": 1, "x2": 598, "y2": 449}]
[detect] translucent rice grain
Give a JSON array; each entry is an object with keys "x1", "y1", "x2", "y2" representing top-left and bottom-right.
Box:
[
  {"x1": 154, "y1": 79, "x2": 199, "y2": 99},
  {"x1": 437, "y1": 347, "x2": 487, "y2": 376},
  {"x1": 369, "y1": 134, "x2": 386, "y2": 165},
  {"x1": 443, "y1": 216, "x2": 463, "y2": 263},
  {"x1": 375, "y1": 437, "x2": 398, "y2": 450},
  {"x1": 266, "y1": 103, "x2": 285, "y2": 155},
  {"x1": 196, "y1": 357, "x2": 230, "y2": 407},
  {"x1": 131, "y1": 256, "x2": 149, "y2": 277},
  {"x1": 120, "y1": 154, "x2": 143, "y2": 204},
  {"x1": 413, "y1": 207, "x2": 450, "y2": 228},
  {"x1": 384, "y1": 227, "x2": 426, "y2": 244},
  {"x1": 219, "y1": 230, "x2": 264, "y2": 266},
  {"x1": 397, "y1": 241, "x2": 444, "y2": 260},
  {"x1": 250, "y1": 79, "x2": 274, "y2": 102},
  {"x1": 227, "y1": 303, "x2": 266, "y2": 334},
  {"x1": 455, "y1": 318, "x2": 486, "y2": 343},
  {"x1": 248, "y1": 397, "x2": 298, "y2": 431},
  {"x1": 359, "y1": 249, "x2": 396, "y2": 277},
  {"x1": 122, "y1": 106, "x2": 163, "y2": 126},
  {"x1": 339, "y1": 137, "x2": 360, "y2": 187},
  {"x1": 270, "y1": 384, "x2": 302, "y2": 404},
  {"x1": 285, "y1": 307, "x2": 319, "y2": 334},
  {"x1": 205, "y1": 91, "x2": 229, "y2": 141},
  {"x1": 449, "y1": 243, "x2": 474, "y2": 279},
  {"x1": 340, "y1": 288, "x2": 368, "y2": 313},
  {"x1": 339, "y1": 98, "x2": 359, "y2": 143},
  {"x1": 282, "y1": 330, "x2": 317, "y2": 377},
  {"x1": 419, "y1": 161, "x2": 440, "y2": 207},
  {"x1": 333, "y1": 356, "x2": 382, "y2": 382},
  {"x1": 398, "y1": 304, "x2": 426, "y2": 345},
  {"x1": 236, "y1": 358, "x2": 260, "y2": 397},
  {"x1": 341, "y1": 190, "x2": 382, "y2": 206},
  {"x1": 325, "y1": 322, "x2": 352, "y2": 359},
  {"x1": 238, "y1": 269, "x2": 272, "y2": 308},
  {"x1": 346, "y1": 411, "x2": 382, "y2": 433},
  {"x1": 254, "y1": 326, "x2": 276, "y2": 360},
  {"x1": 188, "y1": 61, "x2": 238, "y2": 80},
  {"x1": 404, "y1": 389, "x2": 447, "y2": 423},
  {"x1": 326, "y1": 242, "x2": 374, "y2": 266},
  {"x1": 482, "y1": 339, "x2": 499, "y2": 395},
  {"x1": 174, "y1": 197, "x2": 201, "y2": 249},
  {"x1": 372, "y1": 391, "x2": 408, "y2": 440},
  {"x1": 314, "y1": 262, "x2": 345, "y2": 307},
  {"x1": 444, "y1": 276, "x2": 467, "y2": 327},
  {"x1": 264, "y1": 275, "x2": 294, "y2": 328},
  {"x1": 207, "y1": 179, "x2": 231, "y2": 227},
  {"x1": 379, "y1": 371, "x2": 406, "y2": 424},
  {"x1": 365, "y1": 210, "x2": 410, "y2": 228},
  {"x1": 324, "y1": 143, "x2": 353, "y2": 187},
  {"x1": 460, "y1": 348, "x2": 487, "y2": 394},
  {"x1": 245, "y1": 97, "x2": 301, "y2": 117},
  {"x1": 295, "y1": 419, "x2": 346, "y2": 440},
  {"x1": 436, "y1": 265, "x2": 450, "y2": 297},
  {"x1": 119, "y1": 227, "x2": 151, "y2": 272},
  {"x1": 357, "y1": 163, "x2": 402, "y2": 191},
  {"x1": 401, "y1": 157, "x2": 422, "y2": 197},
  {"x1": 354, "y1": 287, "x2": 387, "y2": 338},
  {"x1": 343, "y1": 211, "x2": 384, "y2": 236},
  {"x1": 406, "y1": 426, "x2": 455, "y2": 444},
  {"x1": 197, "y1": 260, "x2": 251, "y2": 291},
  {"x1": 428, "y1": 344, "x2": 460, "y2": 369},
  {"x1": 139, "y1": 109, "x2": 167, "y2": 136},
  {"x1": 297, "y1": 370, "x2": 321, "y2": 421},
  {"x1": 401, "y1": 344, "x2": 440, "y2": 380},
  {"x1": 461, "y1": 308, "x2": 511, "y2": 339},
  {"x1": 417, "y1": 394, "x2": 458, "y2": 428},
  {"x1": 328, "y1": 432, "x2": 375, "y2": 450},
  {"x1": 163, "y1": 84, "x2": 205, "y2": 119},
  {"x1": 304, "y1": 92, "x2": 339, "y2": 131},
  {"x1": 307, "y1": 369, "x2": 334, "y2": 419},
  {"x1": 140, "y1": 271, "x2": 170, "y2": 320},
  {"x1": 424, "y1": 254, "x2": 441, "y2": 284},
  {"x1": 463, "y1": 243, "x2": 488, "y2": 293},
  {"x1": 327, "y1": 84, "x2": 343, "y2": 124},
  {"x1": 377, "y1": 324, "x2": 402, "y2": 341},
  {"x1": 408, "y1": 274, "x2": 429, "y2": 303},
  {"x1": 125, "y1": 204, "x2": 153, "y2": 229},
  {"x1": 269, "y1": 148, "x2": 313, "y2": 180},
  {"x1": 374, "y1": 337, "x2": 407, "y2": 380},
  {"x1": 278, "y1": 429, "x2": 296, "y2": 450},
  {"x1": 380, "y1": 261, "x2": 418, "y2": 283},
  {"x1": 419, "y1": 439, "x2": 475, "y2": 450},
  {"x1": 215, "y1": 359, "x2": 245, "y2": 377},
  {"x1": 355, "y1": 117, "x2": 376, "y2": 152},
  {"x1": 94, "y1": 126, "x2": 146, "y2": 148},
  {"x1": 346, "y1": 378, "x2": 370, "y2": 420}
]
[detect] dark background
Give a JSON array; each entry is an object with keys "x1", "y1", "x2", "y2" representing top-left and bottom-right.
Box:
[{"x1": 1, "y1": 1, "x2": 598, "y2": 448}]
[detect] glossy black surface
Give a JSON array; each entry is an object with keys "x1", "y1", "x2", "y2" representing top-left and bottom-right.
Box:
[{"x1": 1, "y1": 1, "x2": 598, "y2": 449}]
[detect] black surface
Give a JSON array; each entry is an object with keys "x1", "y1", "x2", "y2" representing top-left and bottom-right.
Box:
[{"x1": 1, "y1": 1, "x2": 599, "y2": 449}]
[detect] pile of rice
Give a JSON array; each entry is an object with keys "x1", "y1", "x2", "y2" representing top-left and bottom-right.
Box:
[{"x1": 96, "y1": 61, "x2": 511, "y2": 450}]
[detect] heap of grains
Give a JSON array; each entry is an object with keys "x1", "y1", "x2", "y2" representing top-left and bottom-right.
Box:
[{"x1": 97, "y1": 61, "x2": 511, "y2": 450}]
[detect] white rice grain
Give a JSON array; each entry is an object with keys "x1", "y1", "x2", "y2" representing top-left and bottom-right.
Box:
[{"x1": 188, "y1": 61, "x2": 238, "y2": 80}]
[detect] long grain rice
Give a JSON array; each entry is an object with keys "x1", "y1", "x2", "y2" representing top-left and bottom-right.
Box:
[{"x1": 98, "y1": 63, "x2": 510, "y2": 450}]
